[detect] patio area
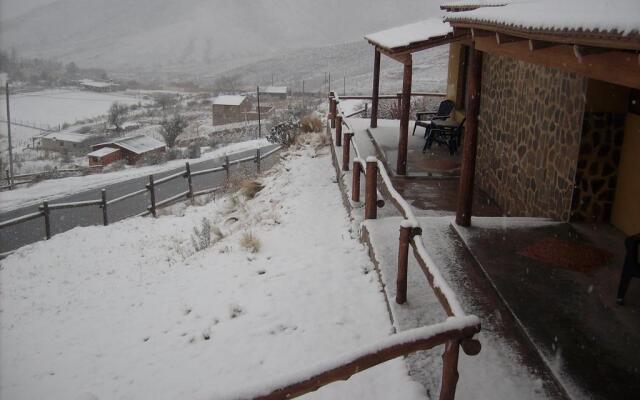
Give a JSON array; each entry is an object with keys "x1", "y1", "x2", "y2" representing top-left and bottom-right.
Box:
[{"x1": 332, "y1": 113, "x2": 640, "y2": 399}]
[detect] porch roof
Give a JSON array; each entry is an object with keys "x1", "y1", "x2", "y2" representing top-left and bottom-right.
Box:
[
  {"x1": 365, "y1": 18, "x2": 458, "y2": 54},
  {"x1": 446, "y1": 0, "x2": 640, "y2": 50}
]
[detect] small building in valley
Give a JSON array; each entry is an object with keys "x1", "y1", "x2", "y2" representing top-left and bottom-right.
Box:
[
  {"x1": 259, "y1": 86, "x2": 288, "y2": 100},
  {"x1": 40, "y1": 132, "x2": 95, "y2": 154},
  {"x1": 90, "y1": 134, "x2": 166, "y2": 165},
  {"x1": 78, "y1": 79, "x2": 119, "y2": 92},
  {"x1": 211, "y1": 95, "x2": 251, "y2": 125}
]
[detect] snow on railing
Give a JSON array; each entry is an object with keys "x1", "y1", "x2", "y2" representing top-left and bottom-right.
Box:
[
  {"x1": 0, "y1": 145, "x2": 282, "y2": 258},
  {"x1": 221, "y1": 315, "x2": 480, "y2": 400}
]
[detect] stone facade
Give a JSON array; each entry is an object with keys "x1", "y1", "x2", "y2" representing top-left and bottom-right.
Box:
[
  {"x1": 475, "y1": 53, "x2": 587, "y2": 220},
  {"x1": 571, "y1": 113, "x2": 625, "y2": 222}
]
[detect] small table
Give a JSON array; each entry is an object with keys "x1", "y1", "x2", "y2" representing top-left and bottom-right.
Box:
[{"x1": 422, "y1": 119, "x2": 463, "y2": 155}]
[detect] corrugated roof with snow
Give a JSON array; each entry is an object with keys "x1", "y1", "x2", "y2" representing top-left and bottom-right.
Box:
[
  {"x1": 446, "y1": 0, "x2": 640, "y2": 42},
  {"x1": 87, "y1": 147, "x2": 120, "y2": 158},
  {"x1": 78, "y1": 79, "x2": 117, "y2": 88},
  {"x1": 212, "y1": 95, "x2": 247, "y2": 106},
  {"x1": 365, "y1": 18, "x2": 453, "y2": 52},
  {"x1": 260, "y1": 86, "x2": 288, "y2": 95},
  {"x1": 42, "y1": 132, "x2": 93, "y2": 143},
  {"x1": 441, "y1": 0, "x2": 510, "y2": 11},
  {"x1": 113, "y1": 135, "x2": 165, "y2": 155}
]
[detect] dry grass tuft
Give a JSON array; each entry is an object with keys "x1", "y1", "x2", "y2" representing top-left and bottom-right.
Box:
[
  {"x1": 240, "y1": 231, "x2": 261, "y2": 253},
  {"x1": 299, "y1": 114, "x2": 323, "y2": 133},
  {"x1": 240, "y1": 179, "x2": 264, "y2": 199}
]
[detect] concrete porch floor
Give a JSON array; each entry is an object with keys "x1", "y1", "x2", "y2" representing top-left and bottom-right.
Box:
[{"x1": 454, "y1": 219, "x2": 640, "y2": 400}]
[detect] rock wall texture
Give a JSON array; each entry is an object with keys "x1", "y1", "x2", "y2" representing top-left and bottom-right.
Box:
[
  {"x1": 476, "y1": 53, "x2": 587, "y2": 220},
  {"x1": 571, "y1": 113, "x2": 625, "y2": 222}
]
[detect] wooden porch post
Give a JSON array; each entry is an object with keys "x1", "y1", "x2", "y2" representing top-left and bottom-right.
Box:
[
  {"x1": 455, "y1": 46, "x2": 483, "y2": 227},
  {"x1": 397, "y1": 54, "x2": 412, "y2": 176},
  {"x1": 438, "y1": 340, "x2": 461, "y2": 400},
  {"x1": 370, "y1": 49, "x2": 381, "y2": 129}
]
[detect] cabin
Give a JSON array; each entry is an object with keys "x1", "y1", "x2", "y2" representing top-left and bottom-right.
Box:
[
  {"x1": 87, "y1": 147, "x2": 121, "y2": 167},
  {"x1": 327, "y1": 0, "x2": 640, "y2": 398},
  {"x1": 40, "y1": 132, "x2": 95, "y2": 154},
  {"x1": 90, "y1": 134, "x2": 166, "y2": 165},
  {"x1": 211, "y1": 95, "x2": 251, "y2": 124},
  {"x1": 78, "y1": 79, "x2": 119, "y2": 92},
  {"x1": 259, "y1": 86, "x2": 288, "y2": 100}
]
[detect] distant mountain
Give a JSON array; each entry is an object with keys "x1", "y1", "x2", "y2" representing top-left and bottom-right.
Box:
[
  {"x1": 217, "y1": 40, "x2": 449, "y2": 94},
  {"x1": 0, "y1": 0, "x2": 443, "y2": 80}
]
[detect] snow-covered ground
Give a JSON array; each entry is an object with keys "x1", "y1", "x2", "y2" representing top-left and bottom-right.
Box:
[
  {"x1": 0, "y1": 89, "x2": 147, "y2": 128},
  {"x1": 0, "y1": 135, "x2": 425, "y2": 400},
  {"x1": 0, "y1": 138, "x2": 270, "y2": 213}
]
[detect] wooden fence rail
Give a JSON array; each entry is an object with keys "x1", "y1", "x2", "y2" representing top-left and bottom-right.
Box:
[{"x1": 0, "y1": 146, "x2": 281, "y2": 257}]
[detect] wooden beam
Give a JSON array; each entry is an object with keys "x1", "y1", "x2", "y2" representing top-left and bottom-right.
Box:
[
  {"x1": 496, "y1": 32, "x2": 526, "y2": 45},
  {"x1": 471, "y1": 28, "x2": 493, "y2": 40},
  {"x1": 456, "y1": 46, "x2": 482, "y2": 227},
  {"x1": 397, "y1": 54, "x2": 412, "y2": 176},
  {"x1": 474, "y1": 36, "x2": 640, "y2": 90},
  {"x1": 528, "y1": 39, "x2": 556, "y2": 51},
  {"x1": 370, "y1": 49, "x2": 381, "y2": 129},
  {"x1": 573, "y1": 45, "x2": 611, "y2": 63}
]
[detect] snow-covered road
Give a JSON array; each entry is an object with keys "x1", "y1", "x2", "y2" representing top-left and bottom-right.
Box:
[{"x1": 0, "y1": 137, "x2": 425, "y2": 399}]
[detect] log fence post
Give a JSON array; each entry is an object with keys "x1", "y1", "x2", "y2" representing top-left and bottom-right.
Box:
[
  {"x1": 224, "y1": 155, "x2": 230, "y2": 180},
  {"x1": 147, "y1": 175, "x2": 157, "y2": 217},
  {"x1": 342, "y1": 132, "x2": 352, "y2": 171},
  {"x1": 101, "y1": 189, "x2": 108, "y2": 226},
  {"x1": 352, "y1": 161, "x2": 361, "y2": 202},
  {"x1": 439, "y1": 340, "x2": 461, "y2": 400},
  {"x1": 365, "y1": 158, "x2": 378, "y2": 220},
  {"x1": 335, "y1": 115, "x2": 342, "y2": 147},
  {"x1": 396, "y1": 224, "x2": 411, "y2": 304},
  {"x1": 42, "y1": 201, "x2": 51, "y2": 239},
  {"x1": 185, "y1": 162, "x2": 193, "y2": 199},
  {"x1": 329, "y1": 95, "x2": 336, "y2": 129},
  {"x1": 256, "y1": 148, "x2": 262, "y2": 174}
]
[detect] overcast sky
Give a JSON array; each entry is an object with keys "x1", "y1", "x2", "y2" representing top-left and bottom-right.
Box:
[{"x1": 1, "y1": 0, "x2": 59, "y2": 20}]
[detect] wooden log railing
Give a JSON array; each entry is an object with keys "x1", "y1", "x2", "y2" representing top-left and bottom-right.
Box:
[
  {"x1": 306, "y1": 96, "x2": 483, "y2": 400},
  {"x1": 0, "y1": 145, "x2": 281, "y2": 258},
  {"x1": 222, "y1": 316, "x2": 480, "y2": 400}
]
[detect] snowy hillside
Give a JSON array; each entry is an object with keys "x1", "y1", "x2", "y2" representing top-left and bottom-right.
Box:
[
  {"x1": 219, "y1": 40, "x2": 450, "y2": 94},
  {"x1": 0, "y1": 0, "x2": 443, "y2": 79}
]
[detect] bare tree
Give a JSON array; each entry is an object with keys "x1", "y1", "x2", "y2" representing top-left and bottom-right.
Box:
[
  {"x1": 161, "y1": 114, "x2": 188, "y2": 148},
  {"x1": 156, "y1": 93, "x2": 177, "y2": 111},
  {"x1": 108, "y1": 102, "x2": 128, "y2": 133}
]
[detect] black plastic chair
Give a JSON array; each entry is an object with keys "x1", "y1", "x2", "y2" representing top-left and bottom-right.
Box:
[
  {"x1": 423, "y1": 118, "x2": 465, "y2": 155},
  {"x1": 617, "y1": 233, "x2": 640, "y2": 305},
  {"x1": 412, "y1": 99, "x2": 455, "y2": 136}
]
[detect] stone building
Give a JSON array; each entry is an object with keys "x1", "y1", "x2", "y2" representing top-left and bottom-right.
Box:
[{"x1": 211, "y1": 95, "x2": 252, "y2": 125}]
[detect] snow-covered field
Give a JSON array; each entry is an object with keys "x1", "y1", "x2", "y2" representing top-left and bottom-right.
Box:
[
  {"x1": 0, "y1": 136, "x2": 425, "y2": 399},
  {"x1": 0, "y1": 89, "x2": 146, "y2": 128},
  {"x1": 0, "y1": 138, "x2": 270, "y2": 213}
]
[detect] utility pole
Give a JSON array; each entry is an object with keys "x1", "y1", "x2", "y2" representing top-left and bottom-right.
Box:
[
  {"x1": 5, "y1": 81, "x2": 14, "y2": 189},
  {"x1": 302, "y1": 80, "x2": 305, "y2": 111},
  {"x1": 256, "y1": 86, "x2": 262, "y2": 139},
  {"x1": 328, "y1": 73, "x2": 331, "y2": 95},
  {"x1": 271, "y1": 73, "x2": 274, "y2": 86},
  {"x1": 343, "y1": 76, "x2": 346, "y2": 95}
]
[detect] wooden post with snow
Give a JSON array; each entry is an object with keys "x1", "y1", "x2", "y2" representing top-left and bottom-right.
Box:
[
  {"x1": 397, "y1": 54, "x2": 412, "y2": 176},
  {"x1": 439, "y1": 340, "x2": 461, "y2": 400},
  {"x1": 370, "y1": 49, "x2": 381, "y2": 129},
  {"x1": 147, "y1": 175, "x2": 157, "y2": 217},
  {"x1": 256, "y1": 148, "x2": 262, "y2": 174},
  {"x1": 342, "y1": 132, "x2": 352, "y2": 171},
  {"x1": 396, "y1": 223, "x2": 411, "y2": 304},
  {"x1": 352, "y1": 161, "x2": 361, "y2": 202},
  {"x1": 42, "y1": 201, "x2": 51, "y2": 239},
  {"x1": 365, "y1": 158, "x2": 377, "y2": 220},
  {"x1": 335, "y1": 115, "x2": 342, "y2": 147},
  {"x1": 456, "y1": 47, "x2": 483, "y2": 227},
  {"x1": 329, "y1": 93, "x2": 337, "y2": 129},
  {"x1": 185, "y1": 162, "x2": 193, "y2": 200},
  {"x1": 101, "y1": 189, "x2": 108, "y2": 226},
  {"x1": 224, "y1": 155, "x2": 230, "y2": 181}
]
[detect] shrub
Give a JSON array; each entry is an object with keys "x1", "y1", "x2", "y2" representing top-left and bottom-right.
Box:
[
  {"x1": 142, "y1": 151, "x2": 166, "y2": 165},
  {"x1": 240, "y1": 231, "x2": 261, "y2": 253},
  {"x1": 191, "y1": 218, "x2": 212, "y2": 252},
  {"x1": 267, "y1": 113, "x2": 299, "y2": 147},
  {"x1": 207, "y1": 136, "x2": 219, "y2": 149},
  {"x1": 188, "y1": 143, "x2": 201, "y2": 159},
  {"x1": 104, "y1": 159, "x2": 127, "y2": 172},
  {"x1": 78, "y1": 126, "x2": 92, "y2": 134},
  {"x1": 299, "y1": 114, "x2": 323, "y2": 133},
  {"x1": 166, "y1": 148, "x2": 183, "y2": 161},
  {"x1": 161, "y1": 114, "x2": 189, "y2": 148},
  {"x1": 241, "y1": 179, "x2": 264, "y2": 199}
]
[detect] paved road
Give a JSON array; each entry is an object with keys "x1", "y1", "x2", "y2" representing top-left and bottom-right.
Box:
[{"x1": 0, "y1": 145, "x2": 279, "y2": 254}]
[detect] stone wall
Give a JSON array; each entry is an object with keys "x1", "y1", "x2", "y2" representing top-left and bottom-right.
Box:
[
  {"x1": 571, "y1": 113, "x2": 625, "y2": 222},
  {"x1": 475, "y1": 53, "x2": 587, "y2": 220}
]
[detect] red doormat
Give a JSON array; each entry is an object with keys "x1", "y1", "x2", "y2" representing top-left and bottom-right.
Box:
[{"x1": 518, "y1": 237, "x2": 614, "y2": 273}]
